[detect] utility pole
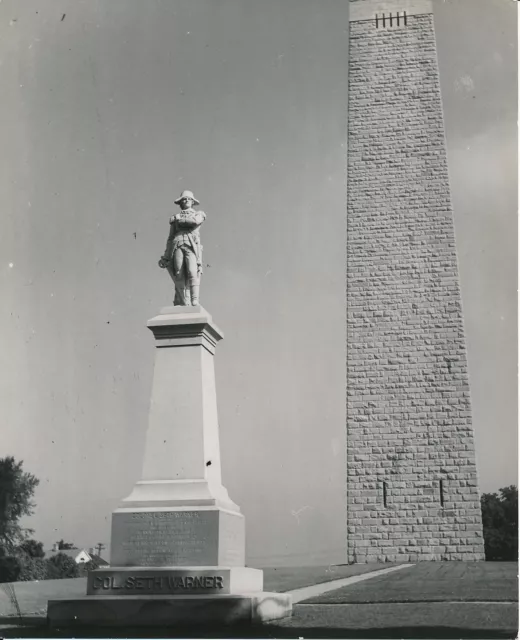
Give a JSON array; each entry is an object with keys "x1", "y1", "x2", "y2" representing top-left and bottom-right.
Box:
[{"x1": 96, "y1": 542, "x2": 106, "y2": 558}]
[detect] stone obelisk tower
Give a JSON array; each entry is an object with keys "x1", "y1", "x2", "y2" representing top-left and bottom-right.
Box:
[{"x1": 347, "y1": 0, "x2": 485, "y2": 562}]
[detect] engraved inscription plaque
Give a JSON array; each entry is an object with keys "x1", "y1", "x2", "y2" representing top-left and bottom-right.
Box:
[
  {"x1": 111, "y1": 508, "x2": 245, "y2": 567},
  {"x1": 87, "y1": 569, "x2": 228, "y2": 596},
  {"x1": 112, "y1": 510, "x2": 217, "y2": 566},
  {"x1": 86, "y1": 566, "x2": 263, "y2": 596}
]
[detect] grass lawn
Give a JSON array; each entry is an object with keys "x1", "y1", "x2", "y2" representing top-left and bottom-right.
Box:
[
  {"x1": 272, "y1": 601, "x2": 518, "y2": 638},
  {"x1": 303, "y1": 562, "x2": 518, "y2": 604}
]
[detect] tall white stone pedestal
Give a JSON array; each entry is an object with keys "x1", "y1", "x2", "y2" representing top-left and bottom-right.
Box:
[{"x1": 47, "y1": 306, "x2": 291, "y2": 627}]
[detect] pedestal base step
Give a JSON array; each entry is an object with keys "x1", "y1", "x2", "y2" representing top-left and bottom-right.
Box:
[{"x1": 47, "y1": 593, "x2": 292, "y2": 626}]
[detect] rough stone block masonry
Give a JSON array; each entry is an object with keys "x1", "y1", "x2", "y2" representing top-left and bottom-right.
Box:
[{"x1": 346, "y1": 0, "x2": 485, "y2": 562}]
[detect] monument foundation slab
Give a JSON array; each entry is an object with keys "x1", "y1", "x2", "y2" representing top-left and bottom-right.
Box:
[{"x1": 47, "y1": 592, "x2": 292, "y2": 627}]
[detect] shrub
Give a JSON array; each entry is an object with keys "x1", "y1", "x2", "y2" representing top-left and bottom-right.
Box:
[
  {"x1": 0, "y1": 555, "x2": 23, "y2": 583},
  {"x1": 17, "y1": 554, "x2": 47, "y2": 581},
  {"x1": 45, "y1": 552, "x2": 80, "y2": 580},
  {"x1": 0, "y1": 548, "x2": 49, "y2": 582}
]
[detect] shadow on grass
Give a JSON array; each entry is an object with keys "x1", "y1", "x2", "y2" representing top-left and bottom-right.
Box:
[{"x1": 0, "y1": 622, "x2": 517, "y2": 639}]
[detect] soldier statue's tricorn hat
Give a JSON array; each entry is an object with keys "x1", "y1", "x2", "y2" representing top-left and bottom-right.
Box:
[{"x1": 174, "y1": 190, "x2": 200, "y2": 206}]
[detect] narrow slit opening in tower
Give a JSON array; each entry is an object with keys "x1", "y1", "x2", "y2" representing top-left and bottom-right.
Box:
[
  {"x1": 383, "y1": 481, "x2": 388, "y2": 508},
  {"x1": 439, "y1": 480, "x2": 445, "y2": 507}
]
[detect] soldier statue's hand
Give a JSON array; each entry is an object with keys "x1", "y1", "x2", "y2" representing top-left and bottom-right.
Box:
[{"x1": 158, "y1": 257, "x2": 169, "y2": 269}]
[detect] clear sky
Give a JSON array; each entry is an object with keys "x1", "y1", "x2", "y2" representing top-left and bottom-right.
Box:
[{"x1": 0, "y1": 0, "x2": 516, "y2": 566}]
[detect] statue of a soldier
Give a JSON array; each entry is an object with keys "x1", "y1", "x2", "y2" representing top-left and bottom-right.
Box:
[{"x1": 158, "y1": 190, "x2": 206, "y2": 306}]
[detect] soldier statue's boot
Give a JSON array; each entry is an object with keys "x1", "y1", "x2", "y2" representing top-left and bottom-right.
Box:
[
  {"x1": 174, "y1": 276, "x2": 188, "y2": 305},
  {"x1": 190, "y1": 284, "x2": 200, "y2": 306}
]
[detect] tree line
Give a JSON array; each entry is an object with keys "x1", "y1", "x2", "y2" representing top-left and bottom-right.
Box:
[{"x1": 0, "y1": 457, "x2": 103, "y2": 583}]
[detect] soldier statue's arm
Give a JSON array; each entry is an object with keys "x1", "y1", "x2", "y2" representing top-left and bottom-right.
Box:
[
  {"x1": 158, "y1": 215, "x2": 177, "y2": 269},
  {"x1": 194, "y1": 211, "x2": 206, "y2": 227},
  {"x1": 176, "y1": 211, "x2": 206, "y2": 230}
]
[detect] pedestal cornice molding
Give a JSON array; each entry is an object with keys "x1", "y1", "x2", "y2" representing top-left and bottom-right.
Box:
[{"x1": 147, "y1": 306, "x2": 223, "y2": 354}]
